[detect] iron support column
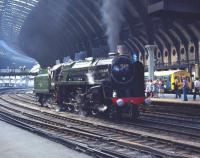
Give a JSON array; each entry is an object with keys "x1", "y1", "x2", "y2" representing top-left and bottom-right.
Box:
[
  {"x1": 195, "y1": 64, "x2": 199, "y2": 79},
  {"x1": 145, "y1": 45, "x2": 157, "y2": 80}
]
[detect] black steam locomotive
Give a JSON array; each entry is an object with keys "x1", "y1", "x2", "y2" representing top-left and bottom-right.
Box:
[{"x1": 34, "y1": 53, "x2": 145, "y2": 120}]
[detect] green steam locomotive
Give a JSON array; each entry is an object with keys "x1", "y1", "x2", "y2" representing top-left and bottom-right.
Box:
[{"x1": 34, "y1": 54, "x2": 145, "y2": 120}]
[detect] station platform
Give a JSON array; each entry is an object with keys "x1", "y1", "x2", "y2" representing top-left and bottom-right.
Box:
[
  {"x1": 150, "y1": 94, "x2": 200, "y2": 106},
  {"x1": 0, "y1": 120, "x2": 91, "y2": 158}
]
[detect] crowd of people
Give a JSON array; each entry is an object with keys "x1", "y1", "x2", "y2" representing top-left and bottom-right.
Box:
[
  {"x1": 145, "y1": 77, "x2": 200, "y2": 101},
  {"x1": 145, "y1": 79, "x2": 164, "y2": 98}
]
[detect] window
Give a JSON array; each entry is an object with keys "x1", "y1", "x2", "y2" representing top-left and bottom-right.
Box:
[
  {"x1": 181, "y1": 48, "x2": 185, "y2": 55},
  {"x1": 190, "y1": 46, "x2": 194, "y2": 54},
  {"x1": 172, "y1": 49, "x2": 176, "y2": 56},
  {"x1": 164, "y1": 51, "x2": 168, "y2": 57}
]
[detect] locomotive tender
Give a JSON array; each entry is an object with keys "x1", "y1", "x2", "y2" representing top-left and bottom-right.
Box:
[{"x1": 34, "y1": 53, "x2": 145, "y2": 120}]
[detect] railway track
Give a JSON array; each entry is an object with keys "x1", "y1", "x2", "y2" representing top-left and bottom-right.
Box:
[
  {"x1": 146, "y1": 104, "x2": 200, "y2": 117},
  {"x1": 0, "y1": 94, "x2": 200, "y2": 157},
  {"x1": 0, "y1": 110, "x2": 139, "y2": 158},
  {"x1": 14, "y1": 93, "x2": 200, "y2": 139},
  {"x1": 0, "y1": 98, "x2": 172, "y2": 158},
  {"x1": 20, "y1": 93, "x2": 200, "y2": 120},
  {"x1": 0, "y1": 88, "x2": 32, "y2": 95}
]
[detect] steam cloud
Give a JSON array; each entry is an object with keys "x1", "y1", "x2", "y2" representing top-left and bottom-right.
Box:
[
  {"x1": 86, "y1": 72, "x2": 95, "y2": 84},
  {"x1": 101, "y1": 0, "x2": 125, "y2": 52}
]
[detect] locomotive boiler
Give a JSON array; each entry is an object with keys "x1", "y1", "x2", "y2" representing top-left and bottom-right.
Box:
[{"x1": 34, "y1": 50, "x2": 145, "y2": 120}]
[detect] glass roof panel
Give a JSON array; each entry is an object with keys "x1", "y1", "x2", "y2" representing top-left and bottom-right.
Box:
[{"x1": 0, "y1": 0, "x2": 40, "y2": 44}]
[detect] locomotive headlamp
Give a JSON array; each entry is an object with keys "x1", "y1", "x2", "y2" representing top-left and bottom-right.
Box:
[{"x1": 116, "y1": 99, "x2": 125, "y2": 107}]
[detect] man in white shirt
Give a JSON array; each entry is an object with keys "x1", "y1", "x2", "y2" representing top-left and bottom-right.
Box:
[{"x1": 193, "y1": 78, "x2": 200, "y2": 100}]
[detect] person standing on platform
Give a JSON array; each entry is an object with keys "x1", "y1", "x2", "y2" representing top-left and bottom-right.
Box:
[
  {"x1": 150, "y1": 80, "x2": 155, "y2": 97},
  {"x1": 174, "y1": 77, "x2": 179, "y2": 98},
  {"x1": 193, "y1": 78, "x2": 200, "y2": 101},
  {"x1": 193, "y1": 78, "x2": 199, "y2": 100},
  {"x1": 145, "y1": 80, "x2": 151, "y2": 97},
  {"x1": 182, "y1": 76, "x2": 188, "y2": 101},
  {"x1": 198, "y1": 78, "x2": 200, "y2": 97},
  {"x1": 158, "y1": 79, "x2": 163, "y2": 98}
]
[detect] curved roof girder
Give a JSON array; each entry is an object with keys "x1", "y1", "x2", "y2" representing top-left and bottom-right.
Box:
[
  {"x1": 130, "y1": 36, "x2": 146, "y2": 54},
  {"x1": 75, "y1": 0, "x2": 104, "y2": 36},
  {"x1": 123, "y1": 41, "x2": 134, "y2": 53},
  {"x1": 127, "y1": 38, "x2": 141, "y2": 53},
  {"x1": 173, "y1": 21, "x2": 191, "y2": 42},
  {"x1": 1, "y1": 0, "x2": 200, "y2": 67},
  {"x1": 157, "y1": 29, "x2": 171, "y2": 50},
  {"x1": 188, "y1": 23, "x2": 200, "y2": 40},
  {"x1": 154, "y1": 34, "x2": 165, "y2": 52},
  {"x1": 67, "y1": 1, "x2": 98, "y2": 37}
]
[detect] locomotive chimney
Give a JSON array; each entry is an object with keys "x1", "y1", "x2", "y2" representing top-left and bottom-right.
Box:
[
  {"x1": 117, "y1": 45, "x2": 130, "y2": 57},
  {"x1": 108, "y1": 52, "x2": 119, "y2": 57}
]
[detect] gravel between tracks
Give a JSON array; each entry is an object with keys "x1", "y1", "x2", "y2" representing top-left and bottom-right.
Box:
[{"x1": 0, "y1": 94, "x2": 200, "y2": 157}]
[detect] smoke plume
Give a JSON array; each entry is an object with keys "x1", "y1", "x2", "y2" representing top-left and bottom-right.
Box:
[
  {"x1": 86, "y1": 72, "x2": 95, "y2": 84},
  {"x1": 101, "y1": 0, "x2": 125, "y2": 52}
]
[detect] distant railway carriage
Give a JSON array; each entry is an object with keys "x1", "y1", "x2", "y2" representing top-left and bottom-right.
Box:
[
  {"x1": 34, "y1": 54, "x2": 145, "y2": 120},
  {"x1": 145, "y1": 70, "x2": 192, "y2": 92}
]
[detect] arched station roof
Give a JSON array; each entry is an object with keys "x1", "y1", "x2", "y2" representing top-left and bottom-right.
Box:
[
  {"x1": 0, "y1": 0, "x2": 200, "y2": 67},
  {"x1": 0, "y1": 0, "x2": 39, "y2": 68}
]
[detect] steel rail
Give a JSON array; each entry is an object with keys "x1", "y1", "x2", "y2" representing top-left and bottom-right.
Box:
[
  {"x1": 0, "y1": 95, "x2": 200, "y2": 157},
  {"x1": 0, "y1": 108, "x2": 169, "y2": 158},
  {"x1": 12, "y1": 94, "x2": 200, "y2": 138}
]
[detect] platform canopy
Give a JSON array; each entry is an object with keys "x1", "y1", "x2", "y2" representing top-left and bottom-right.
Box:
[{"x1": 0, "y1": 0, "x2": 199, "y2": 67}]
